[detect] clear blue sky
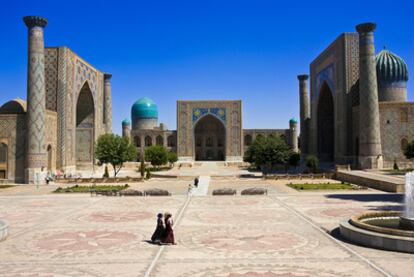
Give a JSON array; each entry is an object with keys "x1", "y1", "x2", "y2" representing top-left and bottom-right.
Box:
[{"x1": 1, "y1": 0, "x2": 413, "y2": 135}]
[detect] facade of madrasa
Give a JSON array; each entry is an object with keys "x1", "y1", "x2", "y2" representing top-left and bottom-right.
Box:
[
  {"x1": 121, "y1": 98, "x2": 298, "y2": 162},
  {"x1": 299, "y1": 22, "x2": 410, "y2": 169},
  {"x1": 0, "y1": 16, "x2": 112, "y2": 183}
]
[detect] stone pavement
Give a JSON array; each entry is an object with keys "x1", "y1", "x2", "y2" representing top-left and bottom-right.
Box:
[{"x1": 0, "y1": 180, "x2": 413, "y2": 277}]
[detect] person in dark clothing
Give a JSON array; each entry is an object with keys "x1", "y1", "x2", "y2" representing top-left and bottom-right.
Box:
[
  {"x1": 194, "y1": 177, "x2": 199, "y2": 188},
  {"x1": 151, "y1": 213, "x2": 165, "y2": 244},
  {"x1": 161, "y1": 212, "x2": 175, "y2": 245}
]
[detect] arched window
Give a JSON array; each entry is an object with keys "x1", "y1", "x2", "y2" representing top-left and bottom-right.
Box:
[
  {"x1": 400, "y1": 108, "x2": 408, "y2": 122},
  {"x1": 134, "y1": 136, "x2": 141, "y2": 147},
  {"x1": 145, "y1": 136, "x2": 152, "y2": 147},
  {"x1": 156, "y1": 135, "x2": 164, "y2": 146},
  {"x1": 206, "y1": 137, "x2": 213, "y2": 147},
  {"x1": 401, "y1": 138, "x2": 408, "y2": 152},
  {"x1": 0, "y1": 143, "x2": 7, "y2": 179},
  {"x1": 167, "y1": 135, "x2": 175, "y2": 147},
  {"x1": 0, "y1": 143, "x2": 7, "y2": 163},
  {"x1": 244, "y1": 135, "x2": 252, "y2": 146}
]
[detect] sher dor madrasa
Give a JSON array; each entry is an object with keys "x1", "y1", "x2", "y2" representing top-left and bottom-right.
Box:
[{"x1": 0, "y1": 16, "x2": 411, "y2": 183}]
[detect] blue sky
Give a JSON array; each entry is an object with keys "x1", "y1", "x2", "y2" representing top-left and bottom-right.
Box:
[{"x1": 1, "y1": 0, "x2": 413, "y2": 134}]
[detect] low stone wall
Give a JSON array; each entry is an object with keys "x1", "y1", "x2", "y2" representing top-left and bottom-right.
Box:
[
  {"x1": 263, "y1": 173, "x2": 334, "y2": 180},
  {"x1": 335, "y1": 171, "x2": 404, "y2": 193},
  {"x1": 0, "y1": 219, "x2": 9, "y2": 242}
]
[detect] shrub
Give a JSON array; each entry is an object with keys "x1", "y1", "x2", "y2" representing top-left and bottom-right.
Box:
[
  {"x1": 289, "y1": 152, "x2": 301, "y2": 167},
  {"x1": 306, "y1": 155, "x2": 319, "y2": 173},
  {"x1": 167, "y1": 151, "x2": 178, "y2": 167},
  {"x1": 103, "y1": 165, "x2": 109, "y2": 178},
  {"x1": 145, "y1": 145, "x2": 168, "y2": 168},
  {"x1": 145, "y1": 168, "x2": 151, "y2": 179},
  {"x1": 140, "y1": 156, "x2": 145, "y2": 178}
]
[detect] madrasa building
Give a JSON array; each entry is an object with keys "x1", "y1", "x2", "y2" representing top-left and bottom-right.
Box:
[
  {"x1": 298, "y1": 22, "x2": 411, "y2": 169},
  {"x1": 0, "y1": 16, "x2": 112, "y2": 183},
  {"x1": 121, "y1": 99, "x2": 298, "y2": 162}
]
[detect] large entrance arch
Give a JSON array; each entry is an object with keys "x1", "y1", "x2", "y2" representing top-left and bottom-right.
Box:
[
  {"x1": 194, "y1": 115, "x2": 225, "y2": 161},
  {"x1": 317, "y1": 82, "x2": 334, "y2": 161},
  {"x1": 76, "y1": 82, "x2": 95, "y2": 165}
]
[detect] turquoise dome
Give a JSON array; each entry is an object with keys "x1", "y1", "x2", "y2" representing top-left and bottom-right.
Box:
[
  {"x1": 376, "y1": 49, "x2": 409, "y2": 83},
  {"x1": 122, "y1": 118, "x2": 130, "y2": 126},
  {"x1": 131, "y1": 97, "x2": 158, "y2": 119},
  {"x1": 289, "y1": 118, "x2": 298, "y2": 124}
]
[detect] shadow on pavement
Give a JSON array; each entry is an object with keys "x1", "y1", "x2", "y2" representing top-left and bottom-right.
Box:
[{"x1": 325, "y1": 193, "x2": 404, "y2": 203}]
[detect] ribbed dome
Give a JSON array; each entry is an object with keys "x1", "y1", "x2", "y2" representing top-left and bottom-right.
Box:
[
  {"x1": 376, "y1": 49, "x2": 409, "y2": 83},
  {"x1": 289, "y1": 118, "x2": 298, "y2": 124},
  {"x1": 122, "y1": 118, "x2": 130, "y2": 126},
  {"x1": 131, "y1": 97, "x2": 158, "y2": 119}
]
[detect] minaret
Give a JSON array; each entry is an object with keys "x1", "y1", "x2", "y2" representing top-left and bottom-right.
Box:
[
  {"x1": 23, "y1": 16, "x2": 48, "y2": 183},
  {"x1": 289, "y1": 118, "x2": 298, "y2": 152},
  {"x1": 298, "y1": 74, "x2": 310, "y2": 157},
  {"x1": 356, "y1": 23, "x2": 382, "y2": 169},
  {"x1": 104, "y1": 73, "x2": 112, "y2": 133},
  {"x1": 122, "y1": 119, "x2": 131, "y2": 141}
]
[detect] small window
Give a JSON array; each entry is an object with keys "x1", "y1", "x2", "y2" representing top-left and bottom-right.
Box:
[
  {"x1": 400, "y1": 108, "x2": 408, "y2": 122},
  {"x1": 401, "y1": 138, "x2": 408, "y2": 152}
]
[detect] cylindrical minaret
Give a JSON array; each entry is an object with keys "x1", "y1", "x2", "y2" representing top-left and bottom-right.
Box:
[
  {"x1": 298, "y1": 74, "x2": 310, "y2": 157},
  {"x1": 104, "y1": 73, "x2": 112, "y2": 133},
  {"x1": 356, "y1": 22, "x2": 382, "y2": 169},
  {"x1": 23, "y1": 16, "x2": 48, "y2": 183},
  {"x1": 289, "y1": 118, "x2": 298, "y2": 152},
  {"x1": 122, "y1": 119, "x2": 131, "y2": 140}
]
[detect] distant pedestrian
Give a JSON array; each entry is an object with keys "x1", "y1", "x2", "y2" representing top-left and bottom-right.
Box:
[
  {"x1": 151, "y1": 213, "x2": 165, "y2": 244},
  {"x1": 194, "y1": 177, "x2": 199, "y2": 188}
]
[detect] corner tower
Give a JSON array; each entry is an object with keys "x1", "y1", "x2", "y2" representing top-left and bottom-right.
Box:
[
  {"x1": 23, "y1": 16, "x2": 48, "y2": 183},
  {"x1": 356, "y1": 22, "x2": 382, "y2": 169}
]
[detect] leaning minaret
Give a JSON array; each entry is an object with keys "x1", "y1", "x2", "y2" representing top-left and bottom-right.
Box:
[
  {"x1": 23, "y1": 16, "x2": 48, "y2": 183},
  {"x1": 104, "y1": 73, "x2": 113, "y2": 133},
  {"x1": 298, "y1": 74, "x2": 310, "y2": 157},
  {"x1": 356, "y1": 23, "x2": 382, "y2": 169}
]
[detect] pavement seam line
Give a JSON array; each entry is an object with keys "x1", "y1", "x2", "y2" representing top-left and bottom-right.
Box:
[
  {"x1": 142, "y1": 195, "x2": 191, "y2": 277},
  {"x1": 273, "y1": 195, "x2": 393, "y2": 277}
]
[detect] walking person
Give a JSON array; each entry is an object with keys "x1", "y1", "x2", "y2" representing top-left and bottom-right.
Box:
[
  {"x1": 161, "y1": 212, "x2": 176, "y2": 245},
  {"x1": 194, "y1": 177, "x2": 199, "y2": 188},
  {"x1": 151, "y1": 213, "x2": 165, "y2": 244}
]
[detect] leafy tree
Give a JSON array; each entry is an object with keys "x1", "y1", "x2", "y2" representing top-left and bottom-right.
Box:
[
  {"x1": 139, "y1": 155, "x2": 146, "y2": 178},
  {"x1": 305, "y1": 155, "x2": 319, "y2": 173},
  {"x1": 145, "y1": 145, "x2": 168, "y2": 168},
  {"x1": 167, "y1": 151, "x2": 178, "y2": 167},
  {"x1": 95, "y1": 134, "x2": 137, "y2": 177},
  {"x1": 244, "y1": 135, "x2": 293, "y2": 171},
  {"x1": 404, "y1": 140, "x2": 414, "y2": 159},
  {"x1": 289, "y1": 152, "x2": 301, "y2": 167}
]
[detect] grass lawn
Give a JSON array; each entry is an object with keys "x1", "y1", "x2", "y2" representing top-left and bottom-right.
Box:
[
  {"x1": 383, "y1": 168, "x2": 414, "y2": 175},
  {"x1": 287, "y1": 183, "x2": 355, "y2": 191},
  {"x1": 54, "y1": 184, "x2": 129, "y2": 193},
  {"x1": 0, "y1": 185, "x2": 15, "y2": 189}
]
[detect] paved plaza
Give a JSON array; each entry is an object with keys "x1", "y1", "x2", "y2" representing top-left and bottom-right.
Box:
[{"x1": 0, "y1": 177, "x2": 413, "y2": 277}]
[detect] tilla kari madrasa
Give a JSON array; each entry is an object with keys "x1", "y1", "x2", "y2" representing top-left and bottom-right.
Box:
[{"x1": 0, "y1": 17, "x2": 410, "y2": 183}]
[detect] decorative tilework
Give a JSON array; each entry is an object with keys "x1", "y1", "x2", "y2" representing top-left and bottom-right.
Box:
[{"x1": 192, "y1": 108, "x2": 226, "y2": 124}]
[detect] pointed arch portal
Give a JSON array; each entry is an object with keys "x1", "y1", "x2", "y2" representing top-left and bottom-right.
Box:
[
  {"x1": 194, "y1": 115, "x2": 225, "y2": 161},
  {"x1": 317, "y1": 82, "x2": 334, "y2": 162},
  {"x1": 76, "y1": 82, "x2": 95, "y2": 164}
]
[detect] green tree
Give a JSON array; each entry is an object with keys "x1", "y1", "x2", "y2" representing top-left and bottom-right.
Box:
[
  {"x1": 95, "y1": 134, "x2": 137, "y2": 177},
  {"x1": 404, "y1": 140, "x2": 414, "y2": 159},
  {"x1": 289, "y1": 152, "x2": 301, "y2": 167},
  {"x1": 167, "y1": 151, "x2": 178, "y2": 167},
  {"x1": 305, "y1": 155, "x2": 319, "y2": 173},
  {"x1": 244, "y1": 135, "x2": 293, "y2": 171},
  {"x1": 145, "y1": 145, "x2": 168, "y2": 168}
]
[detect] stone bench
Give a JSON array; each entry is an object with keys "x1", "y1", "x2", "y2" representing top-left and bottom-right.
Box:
[
  {"x1": 241, "y1": 188, "x2": 268, "y2": 195},
  {"x1": 212, "y1": 188, "x2": 237, "y2": 196},
  {"x1": 119, "y1": 189, "x2": 143, "y2": 196},
  {"x1": 144, "y1": 188, "x2": 171, "y2": 196}
]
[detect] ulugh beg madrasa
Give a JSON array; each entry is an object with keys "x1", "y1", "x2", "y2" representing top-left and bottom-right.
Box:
[{"x1": 0, "y1": 16, "x2": 410, "y2": 183}]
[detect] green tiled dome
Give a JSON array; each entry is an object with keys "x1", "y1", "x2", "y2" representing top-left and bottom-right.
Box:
[
  {"x1": 131, "y1": 97, "x2": 158, "y2": 119},
  {"x1": 122, "y1": 118, "x2": 130, "y2": 126},
  {"x1": 289, "y1": 118, "x2": 298, "y2": 124},
  {"x1": 376, "y1": 49, "x2": 409, "y2": 82}
]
